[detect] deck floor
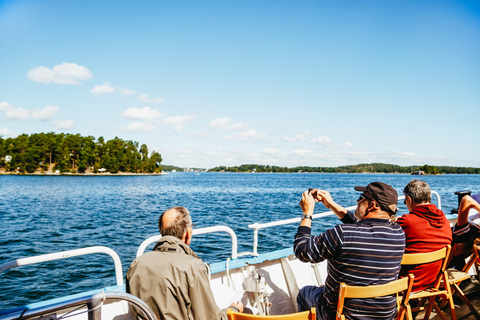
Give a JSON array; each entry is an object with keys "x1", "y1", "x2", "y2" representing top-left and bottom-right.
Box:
[{"x1": 419, "y1": 277, "x2": 480, "y2": 320}]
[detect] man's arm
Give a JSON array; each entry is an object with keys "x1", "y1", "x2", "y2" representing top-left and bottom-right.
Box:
[
  {"x1": 316, "y1": 190, "x2": 348, "y2": 220},
  {"x1": 294, "y1": 225, "x2": 342, "y2": 263}
]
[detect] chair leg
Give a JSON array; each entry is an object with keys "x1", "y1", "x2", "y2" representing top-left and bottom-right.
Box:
[
  {"x1": 446, "y1": 294, "x2": 457, "y2": 320},
  {"x1": 406, "y1": 304, "x2": 413, "y2": 320},
  {"x1": 397, "y1": 306, "x2": 406, "y2": 320},
  {"x1": 424, "y1": 297, "x2": 447, "y2": 320},
  {"x1": 431, "y1": 301, "x2": 448, "y2": 320},
  {"x1": 453, "y1": 283, "x2": 480, "y2": 320},
  {"x1": 423, "y1": 297, "x2": 434, "y2": 320}
]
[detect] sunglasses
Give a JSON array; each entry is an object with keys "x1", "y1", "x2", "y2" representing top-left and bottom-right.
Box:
[{"x1": 357, "y1": 195, "x2": 367, "y2": 202}]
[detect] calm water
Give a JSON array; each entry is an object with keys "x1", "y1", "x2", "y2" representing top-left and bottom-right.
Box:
[{"x1": 1, "y1": 173, "x2": 480, "y2": 309}]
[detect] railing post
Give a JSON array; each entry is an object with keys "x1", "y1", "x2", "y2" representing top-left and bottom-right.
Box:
[
  {"x1": 88, "y1": 291, "x2": 105, "y2": 320},
  {"x1": 251, "y1": 223, "x2": 260, "y2": 256},
  {"x1": 431, "y1": 191, "x2": 441, "y2": 210}
]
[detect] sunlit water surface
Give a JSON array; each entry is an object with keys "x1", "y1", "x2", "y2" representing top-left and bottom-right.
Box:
[{"x1": 1, "y1": 173, "x2": 480, "y2": 309}]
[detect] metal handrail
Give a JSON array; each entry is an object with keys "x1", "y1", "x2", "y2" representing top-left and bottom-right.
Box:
[
  {"x1": 0, "y1": 246, "x2": 124, "y2": 286},
  {"x1": 0, "y1": 291, "x2": 157, "y2": 320},
  {"x1": 136, "y1": 226, "x2": 238, "y2": 259},
  {"x1": 247, "y1": 192, "x2": 442, "y2": 255}
]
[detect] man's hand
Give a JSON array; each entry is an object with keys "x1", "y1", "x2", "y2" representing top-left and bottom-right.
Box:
[
  {"x1": 316, "y1": 190, "x2": 334, "y2": 209},
  {"x1": 308, "y1": 188, "x2": 323, "y2": 203},
  {"x1": 229, "y1": 300, "x2": 244, "y2": 313},
  {"x1": 316, "y1": 190, "x2": 347, "y2": 219},
  {"x1": 300, "y1": 190, "x2": 315, "y2": 215}
]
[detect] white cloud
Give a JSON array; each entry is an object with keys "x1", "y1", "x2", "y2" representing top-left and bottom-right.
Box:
[
  {"x1": 0, "y1": 127, "x2": 14, "y2": 137},
  {"x1": 117, "y1": 87, "x2": 136, "y2": 95},
  {"x1": 159, "y1": 145, "x2": 462, "y2": 169},
  {"x1": 0, "y1": 101, "x2": 13, "y2": 111},
  {"x1": 224, "y1": 129, "x2": 267, "y2": 140},
  {"x1": 283, "y1": 131, "x2": 311, "y2": 142},
  {"x1": 310, "y1": 136, "x2": 334, "y2": 146},
  {"x1": 207, "y1": 117, "x2": 249, "y2": 130},
  {"x1": 32, "y1": 105, "x2": 59, "y2": 121},
  {"x1": 27, "y1": 63, "x2": 93, "y2": 85},
  {"x1": 186, "y1": 131, "x2": 212, "y2": 138},
  {"x1": 5, "y1": 107, "x2": 30, "y2": 120},
  {"x1": 223, "y1": 122, "x2": 249, "y2": 130},
  {"x1": 162, "y1": 115, "x2": 196, "y2": 131},
  {"x1": 121, "y1": 121, "x2": 157, "y2": 132},
  {"x1": 53, "y1": 119, "x2": 75, "y2": 130},
  {"x1": 91, "y1": 82, "x2": 116, "y2": 94},
  {"x1": 208, "y1": 117, "x2": 231, "y2": 127},
  {"x1": 138, "y1": 94, "x2": 164, "y2": 103},
  {"x1": 121, "y1": 107, "x2": 163, "y2": 119},
  {"x1": 0, "y1": 103, "x2": 58, "y2": 121}
]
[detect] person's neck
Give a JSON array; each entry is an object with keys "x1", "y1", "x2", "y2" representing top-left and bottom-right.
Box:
[
  {"x1": 363, "y1": 210, "x2": 391, "y2": 220},
  {"x1": 411, "y1": 202, "x2": 431, "y2": 211}
]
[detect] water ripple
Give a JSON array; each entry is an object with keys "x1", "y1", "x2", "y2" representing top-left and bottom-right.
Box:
[{"x1": 1, "y1": 173, "x2": 480, "y2": 309}]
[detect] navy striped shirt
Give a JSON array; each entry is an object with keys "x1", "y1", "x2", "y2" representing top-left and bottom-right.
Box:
[{"x1": 294, "y1": 212, "x2": 405, "y2": 320}]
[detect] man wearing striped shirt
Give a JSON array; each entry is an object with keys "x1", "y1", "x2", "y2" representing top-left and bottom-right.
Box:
[{"x1": 294, "y1": 182, "x2": 405, "y2": 320}]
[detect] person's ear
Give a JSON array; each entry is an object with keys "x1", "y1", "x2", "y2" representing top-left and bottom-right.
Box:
[
  {"x1": 184, "y1": 227, "x2": 192, "y2": 245},
  {"x1": 368, "y1": 200, "x2": 378, "y2": 211}
]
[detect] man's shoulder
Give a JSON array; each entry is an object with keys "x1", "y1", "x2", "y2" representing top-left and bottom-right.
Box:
[
  {"x1": 128, "y1": 250, "x2": 206, "y2": 278},
  {"x1": 344, "y1": 219, "x2": 404, "y2": 234}
]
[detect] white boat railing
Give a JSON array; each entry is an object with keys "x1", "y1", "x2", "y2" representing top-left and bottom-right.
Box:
[
  {"x1": 136, "y1": 226, "x2": 238, "y2": 259},
  {"x1": 0, "y1": 246, "x2": 124, "y2": 286},
  {"x1": 247, "y1": 192, "x2": 442, "y2": 256},
  {"x1": 0, "y1": 291, "x2": 157, "y2": 320}
]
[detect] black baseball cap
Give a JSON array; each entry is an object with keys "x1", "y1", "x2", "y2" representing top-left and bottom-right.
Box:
[{"x1": 354, "y1": 182, "x2": 398, "y2": 215}]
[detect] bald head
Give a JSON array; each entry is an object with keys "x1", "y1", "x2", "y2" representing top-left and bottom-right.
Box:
[{"x1": 159, "y1": 206, "x2": 192, "y2": 240}]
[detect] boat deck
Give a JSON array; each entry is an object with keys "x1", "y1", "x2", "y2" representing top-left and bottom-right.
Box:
[{"x1": 421, "y1": 277, "x2": 480, "y2": 319}]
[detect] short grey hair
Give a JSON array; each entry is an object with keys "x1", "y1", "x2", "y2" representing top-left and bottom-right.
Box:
[
  {"x1": 403, "y1": 180, "x2": 431, "y2": 204},
  {"x1": 158, "y1": 206, "x2": 192, "y2": 239}
]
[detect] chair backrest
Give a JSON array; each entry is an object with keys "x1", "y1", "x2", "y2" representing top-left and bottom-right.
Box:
[
  {"x1": 401, "y1": 245, "x2": 450, "y2": 270},
  {"x1": 462, "y1": 242, "x2": 480, "y2": 273},
  {"x1": 336, "y1": 274, "x2": 414, "y2": 320},
  {"x1": 227, "y1": 308, "x2": 316, "y2": 320}
]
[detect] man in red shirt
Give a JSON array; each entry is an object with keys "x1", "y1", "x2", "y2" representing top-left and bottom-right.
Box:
[{"x1": 397, "y1": 180, "x2": 452, "y2": 291}]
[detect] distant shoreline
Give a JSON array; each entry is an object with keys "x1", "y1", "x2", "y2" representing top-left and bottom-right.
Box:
[
  {"x1": 1, "y1": 171, "x2": 475, "y2": 176},
  {"x1": 0, "y1": 172, "x2": 168, "y2": 176}
]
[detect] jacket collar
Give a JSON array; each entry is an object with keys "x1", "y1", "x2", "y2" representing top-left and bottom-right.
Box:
[{"x1": 153, "y1": 235, "x2": 200, "y2": 259}]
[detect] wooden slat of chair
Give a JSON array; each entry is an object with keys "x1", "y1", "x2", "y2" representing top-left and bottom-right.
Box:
[
  {"x1": 336, "y1": 274, "x2": 414, "y2": 320},
  {"x1": 401, "y1": 245, "x2": 456, "y2": 320},
  {"x1": 227, "y1": 308, "x2": 315, "y2": 320}
]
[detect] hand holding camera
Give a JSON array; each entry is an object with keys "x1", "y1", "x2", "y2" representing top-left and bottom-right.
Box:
[{"x1": 308, "y1": 188, "x2": 322, "y2": 202}]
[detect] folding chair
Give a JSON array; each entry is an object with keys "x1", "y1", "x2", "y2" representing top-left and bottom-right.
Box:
[
  {"x1": 227, "y1": 308, "x2": 315, "y2": 320},
  {"x1": 336, "y1": 274, "x2": 414, "y2": 320},
  {"x1": 401, "y1": 245, "x2": 456, "y2": 320},
  {"x1": 442, "y1": 242, "x2": 480, "y2": 319}
]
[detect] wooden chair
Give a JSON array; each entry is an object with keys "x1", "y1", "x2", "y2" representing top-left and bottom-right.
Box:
[
  {"x1": 441, "y1": 242, "x2": 480, "y2": 319},
  {"x1": 227, "y1": 308, "x2": 315, "y2": 320},
  {"x1": 336, "y1": 274, "x2": 415, "y2": 320},
  {"x1": 401, "y1": 245, "x2": 456, "y2": 320}
]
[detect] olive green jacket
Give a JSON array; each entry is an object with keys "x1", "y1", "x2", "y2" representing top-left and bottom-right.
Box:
[{"x1": 126, "y1": 236, "x2": 238, "y2": 320}]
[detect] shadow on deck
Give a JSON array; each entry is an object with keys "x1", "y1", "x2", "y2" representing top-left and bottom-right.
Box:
[{"x1": 420, "y1": 277, "x2": 480, "y2": 320}]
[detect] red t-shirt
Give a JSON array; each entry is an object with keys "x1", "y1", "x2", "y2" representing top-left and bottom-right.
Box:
[{"x1": 397, "y1": 204, "x2": 452, "y2": 291}]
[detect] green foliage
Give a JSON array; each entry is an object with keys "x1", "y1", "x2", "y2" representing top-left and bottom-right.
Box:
[
  {"x1": 0, "y1": 133, "x2": 162, "y2": 174},
  {"x1": 161, "y1": 165, "x2": 184, "y2": 172},
  {"x1": 208, "y1": 163, "x2": 480, "y2": 174}
]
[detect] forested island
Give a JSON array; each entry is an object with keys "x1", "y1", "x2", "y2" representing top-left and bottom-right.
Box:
[
  {"x1": 209, "y1": 163, "x2": 480, "y2": 174},
  {"x1": 0, "y1": 133, "x2": 162, "y2": 174},
  {"x1": 2, "y1": 133, "x2": 480, "y2": 175}
]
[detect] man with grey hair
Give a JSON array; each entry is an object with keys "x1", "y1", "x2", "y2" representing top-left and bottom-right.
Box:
[
  {"x1": 126, "y1": 206, "x2": 243, "y2": 320},
  {"x1": 397, "y1": 180, "x2": 452, "y2": 291}
]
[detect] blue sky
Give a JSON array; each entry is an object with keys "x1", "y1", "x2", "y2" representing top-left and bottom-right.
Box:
[{"x1": 1, "y1": 0, "x2": 479, "y2": 169}]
